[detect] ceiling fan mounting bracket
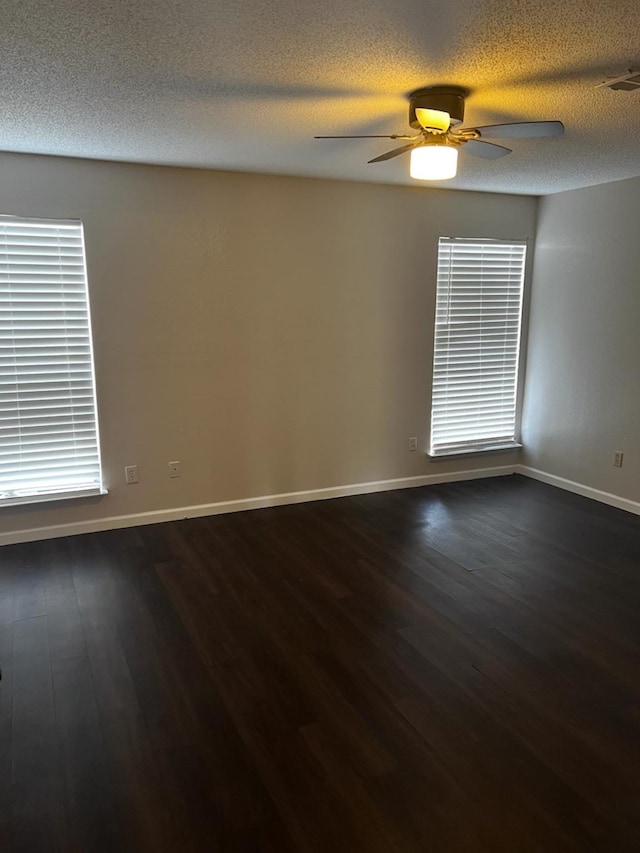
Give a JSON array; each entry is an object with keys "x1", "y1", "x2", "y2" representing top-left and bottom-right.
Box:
[
  {"x1": 408, "y1": 86, "x2": 468, "y2": 129},
  {"x1": 450, "y1": 127, "x2": 480, "y2": 140}
]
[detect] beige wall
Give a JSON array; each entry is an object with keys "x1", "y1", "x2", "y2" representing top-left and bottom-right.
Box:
[
  {"x1": 0, "y1": 152, "x2": 537, "y2": 539},
  {"x1": 523, "y1": 175, "x2": 640, "y2": 501}
]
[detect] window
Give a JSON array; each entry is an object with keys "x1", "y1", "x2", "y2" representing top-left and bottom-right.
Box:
[
  {"x1": 429, "y1": 237, "x2": 527, "y2": 456},
  {"x1": 0, "y1": 216, "x2": 103, "y2": 506}
]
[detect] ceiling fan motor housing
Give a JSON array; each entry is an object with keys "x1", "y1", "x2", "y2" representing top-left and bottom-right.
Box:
[{"x1": 408, "y1": 86, "x2": 467, "y2": 129}]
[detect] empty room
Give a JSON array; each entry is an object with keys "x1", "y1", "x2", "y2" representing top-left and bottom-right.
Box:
[{"x1": 1, "y1": 0, "x2": 640, "y2": 850}]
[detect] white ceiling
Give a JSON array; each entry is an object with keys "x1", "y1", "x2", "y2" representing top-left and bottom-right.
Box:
[{"x1": 1, "y1": 0, "x2": 640, "y2": 195}]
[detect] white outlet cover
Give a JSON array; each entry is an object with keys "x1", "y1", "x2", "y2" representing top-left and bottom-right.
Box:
[{"x1": 124, "y1": 465, "x2": 139, "y2": 484}]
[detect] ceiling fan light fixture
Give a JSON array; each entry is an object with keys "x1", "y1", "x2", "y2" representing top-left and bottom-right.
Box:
[
  {"x1": 315, "y1": 84, "x2": 563, "y2": 181},
  {"x1": 410, "y1": 145, "x2": 458, "y2": 180},
  {"x1": 414, "y1": 107, "x2": 450, "y2": 133}
]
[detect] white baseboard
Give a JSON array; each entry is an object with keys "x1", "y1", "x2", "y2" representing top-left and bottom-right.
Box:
[
  {"x1": 0, "y1": 464, "x2": 515, "y2": 547},
  {"x1": 516, "y1": 465, "x2": 640, "y2": 517}
]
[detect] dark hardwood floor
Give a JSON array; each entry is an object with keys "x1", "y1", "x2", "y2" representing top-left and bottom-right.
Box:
[{"x1": 2, "y1": 474, "x2": 640, "y2": 852}]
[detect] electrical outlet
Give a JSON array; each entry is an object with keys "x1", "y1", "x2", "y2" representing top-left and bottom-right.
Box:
[
  {"x1": 169, "y1": 460, "x2": 181, "y2": 478},
  {"x1": 409, "y1": 437, "x2": 418, "y2": 452},
  {"x1": 613, "y1": 451, "x2": 623, "y2": 468},
  {"x1": 124, "y1": 464, "x2": 139, "y2": 484}
]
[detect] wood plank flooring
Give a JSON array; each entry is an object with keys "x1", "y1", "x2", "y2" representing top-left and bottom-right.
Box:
[{"x1": 1, "y1": 474, "x2": 640, "y2": 851}]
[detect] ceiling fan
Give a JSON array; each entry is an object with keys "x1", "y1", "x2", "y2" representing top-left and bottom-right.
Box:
[{"x1": 315, "y1": 86, "x2": 564, "y2": 180}]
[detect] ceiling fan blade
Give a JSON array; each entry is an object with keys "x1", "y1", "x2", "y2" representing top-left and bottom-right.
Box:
[
  {"x1": 472, "y1": 121, "x2": 565, "y2": 139},
  {"x1": 368, "y1": 143, "x2": 420, "y2": 164},
  {"x1": 462, "y1": 139, "x2": 512, "y2": 159},
  {"x1": 314, "y1": 134, "x2": 416, "y2": 140}
]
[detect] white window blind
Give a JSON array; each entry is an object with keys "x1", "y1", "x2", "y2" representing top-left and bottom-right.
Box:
[
  {"x1": 0, "y1": 216, "x2": 103, "y2": 506},
  {"x1": 430, "y1": 237, "x2": 527, "y2": 456}
]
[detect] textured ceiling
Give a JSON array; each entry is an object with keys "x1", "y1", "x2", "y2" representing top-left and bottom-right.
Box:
[{"x1": 1, "y1": 0, "x2": 640, "y2": 194}]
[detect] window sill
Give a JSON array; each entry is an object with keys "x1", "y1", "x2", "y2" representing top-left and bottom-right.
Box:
[
  {"x1": 0, "y1": 487, "x2": 108, "y2": 509},
  {"x1": 428, "y1": 442, "x2": 523, "y2": 461}
]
